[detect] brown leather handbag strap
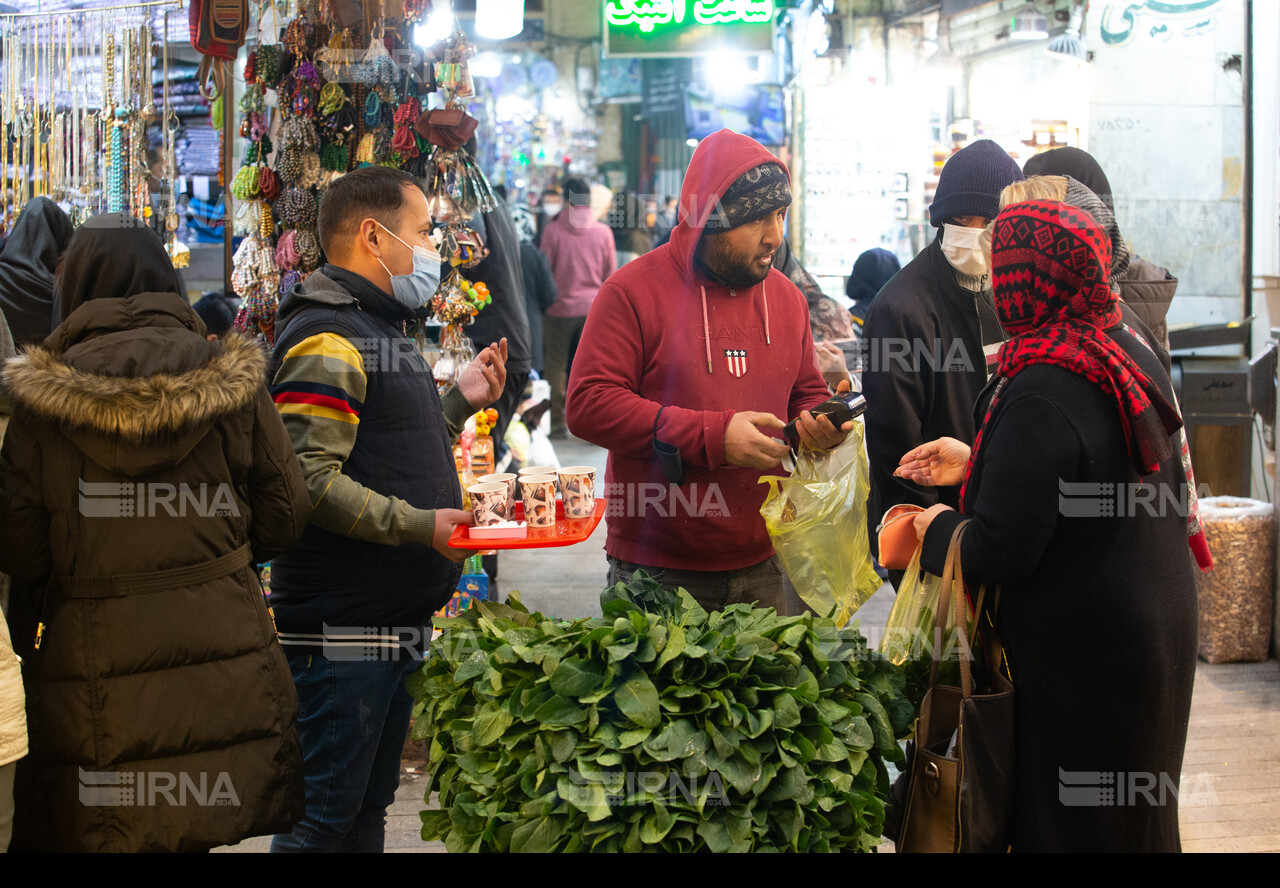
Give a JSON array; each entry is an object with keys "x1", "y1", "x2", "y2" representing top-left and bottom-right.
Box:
[
  {"x1": 929, "y1": 518, "x2": 966, "y2": 688},
  {"x1": 952, "y1": 524, "x2": 1008, "y2": 693}
]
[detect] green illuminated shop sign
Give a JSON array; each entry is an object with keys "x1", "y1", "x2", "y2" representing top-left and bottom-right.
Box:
[{"x1": 604, "y1": 0, "x2": 776, "y2": 57}]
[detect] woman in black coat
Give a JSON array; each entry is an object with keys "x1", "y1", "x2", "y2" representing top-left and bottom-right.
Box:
[
  {"x1": 0, "y1": 214, "x2": 310, "y2": 851},
  {"x1": 898, "y1": 200, "x2": 1198, "y2": 852}
]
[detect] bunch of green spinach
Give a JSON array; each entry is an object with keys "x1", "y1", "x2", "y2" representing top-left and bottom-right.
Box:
[{"x1": 408, "y1": 573, "x2": 914, "y2": 852}]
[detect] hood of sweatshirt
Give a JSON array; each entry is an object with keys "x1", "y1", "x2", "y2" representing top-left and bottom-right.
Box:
[{"x1": 668, "y1": 129, "x2": 791, "y2": 373}]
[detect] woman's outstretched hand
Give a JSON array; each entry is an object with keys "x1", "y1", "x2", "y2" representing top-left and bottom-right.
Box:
[{"x1": 895, "y1": 436, "x2": 971, "y2": 488}]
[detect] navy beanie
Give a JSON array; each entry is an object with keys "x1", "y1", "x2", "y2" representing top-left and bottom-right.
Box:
[{"x1": 928, "y1": 139, "x2": 1025, "y2": 227}]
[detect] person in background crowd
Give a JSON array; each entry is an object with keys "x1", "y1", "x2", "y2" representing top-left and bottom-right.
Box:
[
  {"x1": 498, "y1": 184, "x2": 538, "y2": 247},
  {"x1": 567, "y1": 129, "x2": 851, "y2": 612},
  {"x1": 900, "y1": 199, "x2": 1196, "y2": 851},
  {"x1": 192, "y1": 292, "x2": 240, "y2": 341},
  {"x1": 862, "y1": 139, "x2": 1024, "y2": 588},
  {"x1": 518, "y1": 221, "x2": 557, "y2": 380},
  {"x1": 772, "y1": 236, "x2": 856, "y2": 344},
  {"x1": 495, "y1": 184, "x2": 557, "y2": 378},
  {"x1": 534, "y1": 184, "x2": 563, "y2": 248},
  {"x1": 266, "y1": 167, "x2": 506, "y2": 853},
  {"x1": 653, "y1": 195, "x2": 679, "y2": 247},
  {"x1": 590, "y1": 183, "x2": 615, "y2": 224},
  {"x1": 0, "y1": 196, "x2": 72, "y2": 346},
  {"x1": 1023, "y1": 146, "x2": 1179, "y2": 362},
  {"x1": 609, "y1": 191, "x2": 653, "y2": 267},
  {"x1": 644, "y1": 196, "x2": 659, "y2": 231},
  {"x1": 540, "y1": 176, "x2": 616, "y2": 439},
  {"x1": 463, "y1": 141, "x2": 533, "y2": 460},
  {"x1": 846, "y1": 247, "x2": 901, "y2": 335},
  {"x1": 0, "y1": 214, "x2": 310, "y2": 852}
]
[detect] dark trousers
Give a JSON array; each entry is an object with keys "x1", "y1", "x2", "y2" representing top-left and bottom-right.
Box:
[
  {"x1": 544, "y1": 314, "x2": 587, "y2": 435},
  {"x1": 270, "y1": 654, "x2": 419, "y2": 853}
]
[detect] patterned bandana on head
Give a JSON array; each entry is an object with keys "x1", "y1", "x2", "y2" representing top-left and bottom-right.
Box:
[
  {"x1": 702, "y1": 162, "x2": 792, "y2": 233},
  {"x1": 959, "y1": 200, "x2": 1184, "y2": 509}
]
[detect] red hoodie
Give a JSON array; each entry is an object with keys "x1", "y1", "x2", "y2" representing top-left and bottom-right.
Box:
[{"x1": 566, "y1": 130, "x2": 830, "y2": 572}]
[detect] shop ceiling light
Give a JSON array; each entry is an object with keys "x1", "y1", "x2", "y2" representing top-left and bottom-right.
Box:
[
  {"x1": 415, "y1": 7, "x2": 455, "y2": 46},
  {"x1": 1010, "y1": 1, "x2": 1049, "y2": 41},
  {"x1": 1047, "y1": 2, "x2": 1088, "y2": 61},
  {"x1": 477, "y1": 0, "x2": 525, "y2": 40}
]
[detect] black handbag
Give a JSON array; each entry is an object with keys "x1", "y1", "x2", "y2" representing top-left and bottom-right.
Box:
[{"x1": 892, "y1": 519, "x2": 1015, "y2": 853}]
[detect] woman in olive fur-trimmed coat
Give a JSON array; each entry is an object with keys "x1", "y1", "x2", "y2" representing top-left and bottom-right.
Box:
[{"x1": 0, "y1": 215, "x2": 311, "y2": 852}]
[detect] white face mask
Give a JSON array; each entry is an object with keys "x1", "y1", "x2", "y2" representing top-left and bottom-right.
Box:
[
  {"x1": 542, "y1": 201, "x2": 562, "y2": 218},
  {"x1": 941, "y1": 223, "x2": 991, "y2": 279}
]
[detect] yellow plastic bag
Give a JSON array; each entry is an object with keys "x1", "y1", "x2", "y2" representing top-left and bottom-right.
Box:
[
  {"x1": 759, "y1": 420, "x2": 882, "y2": 625},
  {"x1": 878, "y1": 548, "x2": 944, "y2": 666}
]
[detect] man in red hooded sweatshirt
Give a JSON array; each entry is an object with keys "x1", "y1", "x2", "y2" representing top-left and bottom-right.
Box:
[{"x1": 566, "y1": 130, "x2": 851, "y2": 612}]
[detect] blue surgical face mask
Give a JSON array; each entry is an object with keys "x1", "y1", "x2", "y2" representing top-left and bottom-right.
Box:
[{"x1": 376, "y1": 222, "x2": 442, "y2": 311}]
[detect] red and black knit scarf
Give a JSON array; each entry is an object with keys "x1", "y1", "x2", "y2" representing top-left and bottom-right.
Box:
[{"x1": 960, "y1": 200, "x2": 1184, "y2": 510}]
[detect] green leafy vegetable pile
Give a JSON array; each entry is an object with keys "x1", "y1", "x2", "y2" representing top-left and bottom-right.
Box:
[{"x1": 408, "y1": 573, "x2": 914, "y2": 852}]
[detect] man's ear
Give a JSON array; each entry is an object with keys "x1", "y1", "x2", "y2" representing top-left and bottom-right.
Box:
[{"x1": 358, "y1": 218, "x2": 382, "y2": 258}]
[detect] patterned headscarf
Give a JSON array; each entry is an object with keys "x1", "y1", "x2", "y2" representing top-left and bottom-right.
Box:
[{"x1": 960, "y1": 200, "x2": 1183, "y2": 507}]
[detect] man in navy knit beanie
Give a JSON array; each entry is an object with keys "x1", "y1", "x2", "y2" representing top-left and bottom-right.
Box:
[{"x1": 861, "y1": 139, "x2": 1023, "y2": 588}]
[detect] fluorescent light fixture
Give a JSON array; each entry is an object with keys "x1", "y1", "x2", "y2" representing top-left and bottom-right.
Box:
[
  {"x1": 476, "y1": 0, "x2": 525, "y2": 40},
  {"x1": 1047, "y1": 2, "x2": 1088, "y2": 61},
  {"x1": 686, "y1": 138, "x2": 699, "y2": 148},
  {"x1": 1010, "y1": 1, "x2": 1048, "y2": 41}
]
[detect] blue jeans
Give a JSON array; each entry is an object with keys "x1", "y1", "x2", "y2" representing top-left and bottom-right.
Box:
[{"x1": 270, "y1": 653, "x2": 419, "y2": 853}]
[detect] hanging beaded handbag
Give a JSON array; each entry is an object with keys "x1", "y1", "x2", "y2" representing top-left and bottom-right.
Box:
[
  {"x1": 257, "y1": 43, "x2": 284, "y2": 88},
  {"x1": 279, "y1": 187, "x2": 317, "y2": 228},
  {"x1": 279, "y1": 269, "x2": 302, "y2": 299},
  {"x1": 363, "y1": 89, "x2": 381, "y2": 127},
  {"x1": 231, "y1": 163, "x2": 261, "y2": 199},
  {"x1": 275, "y1": 228, "x2": 300, "y2": 268},
  {"x1": 258, "y1": 165, "x2": 282, "y2": 202},
  {"x1": 277, "y1": 146, "x2": 304, "y2": 184},
  {"x1": 282, "y1": 116, "x2": 319, "y2": 151},
  {"x1": 295, "y1": 229, "x2": 322, "y2": 271},
  {"x1": 300, "y1": 152, "x2": 322, "y2": 188}
]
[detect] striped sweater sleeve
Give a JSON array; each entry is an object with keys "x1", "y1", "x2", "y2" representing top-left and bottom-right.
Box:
[{"x1": 272, "y1": 332, "x2": 447, "y2": 547}]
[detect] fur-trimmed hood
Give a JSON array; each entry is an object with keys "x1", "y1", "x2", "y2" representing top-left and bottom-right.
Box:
[{"x1": 3, "y1": 293, "x2": 267, "y2": 477}]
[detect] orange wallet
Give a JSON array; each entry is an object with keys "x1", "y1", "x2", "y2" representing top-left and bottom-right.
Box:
[{"x1": 876, "y1": 503, "x2": 925, "y2": 570}]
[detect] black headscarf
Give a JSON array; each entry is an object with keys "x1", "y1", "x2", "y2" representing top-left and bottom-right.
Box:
[
  {"x1": 0, "y1": 196, "x2": 74, "y2": 344},
  {"x1": 55, "y1": 213, "x2": 183, "y2": 327},
  {"x1": 1023, "y1": 147, "x2": 1115, "y2": 212}
]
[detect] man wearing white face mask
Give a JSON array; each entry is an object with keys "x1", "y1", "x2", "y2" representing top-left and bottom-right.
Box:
[
  {"x1": 861, "y1": 139, "x2": 1022, "y2": 588},
  {"x1": 266, "y1": 167, "x2": 508, "y2": 852}
]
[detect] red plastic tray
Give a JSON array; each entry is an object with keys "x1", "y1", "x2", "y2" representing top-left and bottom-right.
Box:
[{"x1": 448, "y1": 498, "x2": 606, "y2": 550}]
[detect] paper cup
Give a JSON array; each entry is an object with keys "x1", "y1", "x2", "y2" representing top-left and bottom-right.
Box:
[
  {"x1": 520, "y1": 474, "x2": 558, "y2": 527},
  {"x1": 519, "y1": 466, "x2": 559, "y2": 495},
  {"x1": 468, "y1": 482, "x2": 510, "y2": 527},
  {"x1": 558, "y1": 466, "x2": 597, "y2": 519},
  {"x1": 479, "y1": 473, "x2": 518, "y2": 521}
]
